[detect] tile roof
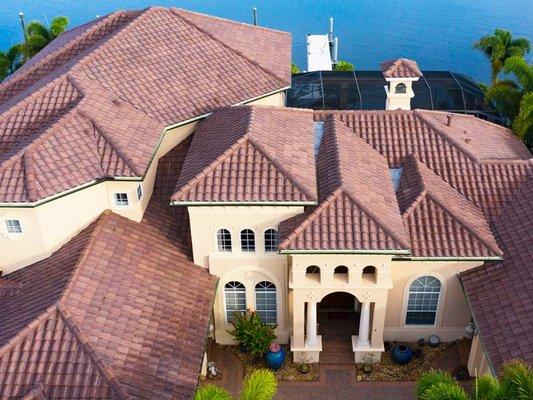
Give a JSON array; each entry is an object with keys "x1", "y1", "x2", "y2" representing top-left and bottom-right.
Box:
[
  {"x1": 314, "y1": 110, "x2": 533, "y2": 221},
  {"x1": 397, "y1": 156, "x2": 502, "y2": 258},
  {"x1": 0, "y1": 210, "x2": 216, "y2": 399},
  {"x1": 459, "y1": 177, "x2": 533, "y2": 373},
  {"x1": 380, "y1": 58, "x2": 423, "y2": 78},
  {"x1": 0, "y1": 7, "x2": 291, "y2": 204},
  {"x1": 0, "y1": 76, "x2": 164, "y2": 203},
  {"x1": 172, "y1": 106, "x2": 317, "y2": 203},
  {"x1": 278, "y1": 116, "x2": 410, "y2": 252}
]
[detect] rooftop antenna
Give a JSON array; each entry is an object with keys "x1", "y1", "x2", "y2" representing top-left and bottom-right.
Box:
[
  {"x1": 253, "y1": 7, "x2": 258, "y2": 26},
  {"x1": 328, "y1": 17, "x2": 333, "y2": 42},
  {"x1": 19, "y1": 12, "x2": 27, "y2": 42}
]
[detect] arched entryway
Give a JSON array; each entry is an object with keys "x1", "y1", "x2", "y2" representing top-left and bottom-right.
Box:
[{"x1": 317, "y1": 292, "x2": 360, "y2": 363}]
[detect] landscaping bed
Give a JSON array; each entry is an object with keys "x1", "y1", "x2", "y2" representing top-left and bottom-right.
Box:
[
  {"x1": 223, "y1": 345, "x2": 320, "y2": 382},
  {"x1": 355, "y1": 340, "x2": 469, "y2": 382}
]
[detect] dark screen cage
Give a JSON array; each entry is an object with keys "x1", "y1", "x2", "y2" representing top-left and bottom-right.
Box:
[{"x1": 287, "y1": 70, "x2": 503, "y2": 124}]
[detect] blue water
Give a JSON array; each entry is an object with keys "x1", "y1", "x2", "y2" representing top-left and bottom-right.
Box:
[{"x1": 1, "y1": 0, "x2": 532, "y2": 83}]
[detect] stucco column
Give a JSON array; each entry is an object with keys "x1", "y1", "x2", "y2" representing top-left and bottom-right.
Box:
[
  {"x1": 292, "y1": 292, "x2": 305, "y2": 348},
  {"x1": 357, "y1": 301, "x2": 370, "y2": 347},
  {"x1": 370, "y1": 300, "x2": 386, "y2": 348},
  {"x1": 305, "y1": 301, "x2": 318, "y2": 347}
]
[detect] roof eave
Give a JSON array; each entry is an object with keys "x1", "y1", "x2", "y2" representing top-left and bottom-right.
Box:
[
  {"x1": 170, "y1": 200, "x2": 317, "y2": 206},
  {"x1": 279, "y1": 249, "x2": 411, "y2": 255}
]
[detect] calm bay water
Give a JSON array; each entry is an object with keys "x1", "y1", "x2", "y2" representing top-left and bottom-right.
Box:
[{"x1": 0, "y1": 0, "x2": 532, "y2": 83}]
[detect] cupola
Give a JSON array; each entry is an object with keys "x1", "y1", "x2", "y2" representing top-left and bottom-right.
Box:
[{"x1": 380, "y1": 58, "x2": 423, "y2": 110}]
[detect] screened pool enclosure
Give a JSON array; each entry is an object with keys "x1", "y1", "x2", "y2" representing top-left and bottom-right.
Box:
[{"x1": 287, "y1": 71, "x2": 503, "y2": 124}]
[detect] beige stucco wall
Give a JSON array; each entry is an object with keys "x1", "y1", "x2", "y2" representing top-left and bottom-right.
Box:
[
  {"x1": 0, "y1": 122, "x2": 197, "y2": 274},
  {"x1": 467, "y1": 334, "x2": 493, "y2": 376},
  {"x1": 187, "y1": 205, "x2": 304, "y2": 344},
  {"x1": 384, "y1": 260, "x2": 482, "y2": 342}
]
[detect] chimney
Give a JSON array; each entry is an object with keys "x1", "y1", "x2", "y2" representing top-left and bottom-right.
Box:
[{"x1": 446, "y1": 114, "x2": 453, "y2": 127}]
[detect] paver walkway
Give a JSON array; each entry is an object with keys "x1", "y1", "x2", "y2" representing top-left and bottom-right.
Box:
[{"x1": 204, "y1": 345, "x2": 416, "y2": 399}]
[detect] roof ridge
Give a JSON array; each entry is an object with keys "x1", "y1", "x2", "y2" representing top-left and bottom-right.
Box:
[
  {"x1": 77, "y1": 108, "x2": 142, "y2": 176},
  {"x1": 0, "y1": 10, "x2": 142, "y2": 96},
  {"x1": 57, "y1": 304, "x2": 129, "y2": 399},
  {"x1": 170, "y1": 8, "x2": 288, "y2": 85},
  {"x1": 22, "y1": 152, "x2": 40, "y2": 202},
  {"x1": 278, "y1": 189, "x2": 342, "y2": 249},
  {"x1": 413, "y1": 110, "x2": 481, "y2": 163},
  {"x1": 172, "y1": 8, "x2": 291, "y2": 36},
  {"x1": 341, "y1": 189, "x2": 411, "y2": 249},
  {"x1": 423, "y1": 193, "x2": 502, "y2": 256},
  {"x1": 246, "y1": 136, "x2": 316, "y2": 201},
  {"x1": 173, "y1": 137, "x2": 249, "y2": 201}
]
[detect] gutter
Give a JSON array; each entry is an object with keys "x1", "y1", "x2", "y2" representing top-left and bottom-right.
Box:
[
  {"x1": 171, "y1": 201, "x2": 316, "y2": 206},
  {"x1": 0, "y1": 87, "x2": 290, "y2": 209},
  {"x1": 458, "y1": 274, "x2": 496, "y2": 375},
  {"x1": 279, "y1": 249, "x2": 411, "y2": 255},
  {"x1": 407, "y1": 256, "x2": 503, "y2": 262}
]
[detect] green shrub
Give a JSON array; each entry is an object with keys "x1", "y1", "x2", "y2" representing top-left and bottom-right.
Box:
[
  {"x1": 333, "y1": 60, "x2": 355, "y2": 71},
  {"x1": 241, "y1": 369, "x2": 278, "y2": 400},
  {"x1": 228, "y1": 311, "x2": 276, "y2": 356},
  {"x1": 291, "y1": 62, "x2": 300, "y2": 74}
]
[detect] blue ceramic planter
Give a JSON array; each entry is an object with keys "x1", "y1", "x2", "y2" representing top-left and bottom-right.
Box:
[
  {"x1": 265, "y1": 345, "x2": 286, "y2": 370},
  {"x1": 390, "y1": 344, "x2": 414, "y2": 365}
]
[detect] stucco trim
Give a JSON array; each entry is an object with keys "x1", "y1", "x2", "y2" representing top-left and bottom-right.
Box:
[
  {"x1": 171, "y1": 201, "x2": 317, "y2": 206},
  {"x1": 279, "y1": 249, "x2": 410, "y2": 255},
  {"x1": 408, "y1": 256, "x2": 502, "y2": 261}
]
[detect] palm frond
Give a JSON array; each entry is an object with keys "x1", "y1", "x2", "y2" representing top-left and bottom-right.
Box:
[
  {"x1": 416, "y1": 370, "x2": 456, "y2": 399},
  {"x1": 485, "y1": 80, "x2": 522, "y2": 119},
  {"x1": 50, "y1": 16, "x2": 69, "y2": 38},
  {"x1": 240, "y1": 369, "x2": 278, "y2": 400},
  {"x1": 499, "y1": 359, "x2": 533, "y2": 400},
  {"x1": 510, "y1": 37, "x2": 531, "y2": 54},
  {"x1": 22, "y1": 34, "x2": 49, "y2": 58},
  {"x1": 503, "y1": 56, "x2": 533, "y2": 92},
  {"x1": 422, "y1": 382, "x2": 470, "y2": 400},
  {"x1": 194, "y1": 384, "x2": 233, "y2": 400},
  {"x1": 25, "y1": 21, "x2": 51, "y2": 41},
  {"x1": 474, "y1": 375, "x2": 500, "y2": 400}
]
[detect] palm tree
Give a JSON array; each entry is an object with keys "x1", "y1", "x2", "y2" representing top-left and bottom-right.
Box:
[
  {"x1": 194, "y1": 369, "x2": 278, "y2": 400},
  {"x1": 485, "y1": 56, "x2": 533, "y2": 146},
  {"x1": 416, "y1": 359, "x2": 533, "y2": 400},
  {"x1": 0, "y1": 44, "x2": 23, "y2": 81},
  {"x1": 474, "y1": 29, "x2": 530, "y2": 83},
  {"x1": 21, "y1": 16, "x2": 69, "y2": 59}
]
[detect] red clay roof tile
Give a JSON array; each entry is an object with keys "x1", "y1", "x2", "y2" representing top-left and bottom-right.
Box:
[
  {"x1": 460, "y1": 177, "x2": 533, "y2": 373},
  {"x1": 380, "y1": 58, "x2": 423, "y2": 78},
  {"x1": 0, "y1": 7, "x2": 291, "y2": 204},
  {"x1": 0, "y1": 209, "x2": 216, "y2": 399},
  {"x1": 279, "y1": 115, "x2": 410, "y2": 252},
  {"x1": 172, "y1": 106, "x2": 317, "y2": 203}
]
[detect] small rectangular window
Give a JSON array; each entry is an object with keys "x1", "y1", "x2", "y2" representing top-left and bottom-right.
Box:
[
  {"x1": 136, "y1": 184, "x2": 143, "y2": 200},
  {"x1": 5, "y1": 219, "x2": 22, "y2": 234},
  {"x1": 114, "y1": 192, "x2": 129, "y2": 207}
]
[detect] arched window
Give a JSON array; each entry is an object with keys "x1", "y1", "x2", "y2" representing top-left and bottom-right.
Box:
[
  {"x1": 264, "y1": 229, "x2": 279, "y2": 252},
  {"x1": 224, "y1": 281, "x2": 246, "y2": 322},
  {"x1": 217, "y1": 229, "x2": 232, "y2": 252},
  {"x1": 306, "y1": 265, "x2": 320, "y2": 274},
  {"x1": 395, "y1": 83, "x2": 407, "y2": 94},
  {"x1": 406, "y1": 276, "x2": 441, "y2": 326},
  {"x1": 241, "y1": 229, "x2": 255, "y2": 252},
  {"x1": 255, "y1": 281, "x2": 277, "y2": 324},
  {"x1": 334, "y1": 266, "x2": 348, "y2": 274},
  {"x1": 362, "y1": 265, "x2": 377, "y2": 283}
]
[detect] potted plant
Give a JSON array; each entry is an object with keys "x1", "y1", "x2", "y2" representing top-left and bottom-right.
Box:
[
  {"x1": 227, "y1": 311, "x2": 276, "y2": 358},
  {"x1": 390, "y1": 344, "x2": 414, "y2": 365},
  {"x1": 361, "y1": 354, "x2": 374, "y2": 374},
  {"x1": 264, "y1": 343, "x2": 286, "y2": 370},
  {"x1": 299, "y1": 363, "x2": 310, "y2": 374}
]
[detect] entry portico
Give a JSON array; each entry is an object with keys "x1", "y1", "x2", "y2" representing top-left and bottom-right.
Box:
[{"x1": 288, "y1": 254, "x2": 392, "y2": 363}]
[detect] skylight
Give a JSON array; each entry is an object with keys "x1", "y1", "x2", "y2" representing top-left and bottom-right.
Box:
[{"x1": 390, "y1": 167, "x2": 403, "y2": 191}]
